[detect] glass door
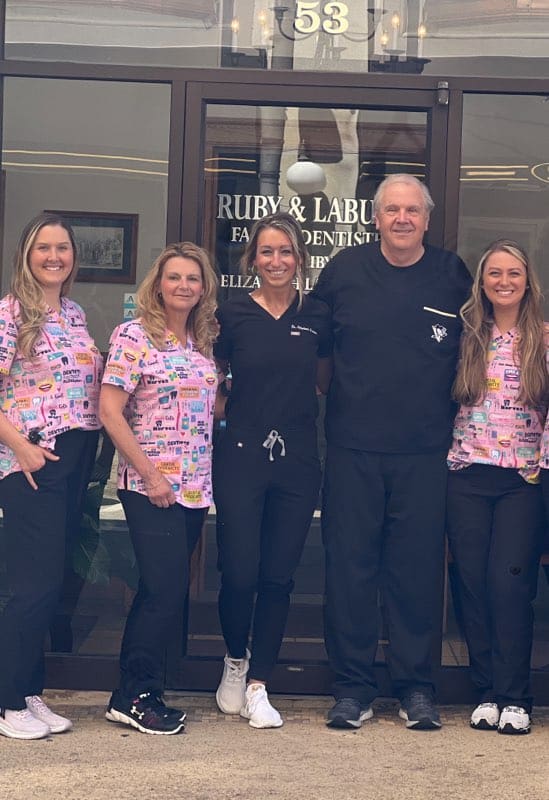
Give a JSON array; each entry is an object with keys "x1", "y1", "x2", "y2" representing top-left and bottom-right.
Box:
[{"x1": 169, "y1": 81, "x2": 448, "y2": 693}]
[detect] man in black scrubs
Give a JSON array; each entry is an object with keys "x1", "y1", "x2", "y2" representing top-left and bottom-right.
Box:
[{"x1": 313, "y1": 174, "x2": 472, "y2": 730}]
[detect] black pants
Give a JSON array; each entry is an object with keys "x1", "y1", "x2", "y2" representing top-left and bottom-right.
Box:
[
  {"x1": 322, "y1": 446, "x2": 448, "y2": 704},
  {"x1": 0, "y1": 428, "x2": 98, "y2": 710},
  {"x1": 117, "y1": 490, "x2": 205, "y2": 698},
  {"x1": 447, "y1": 465, "x2": 543, "y2": 712},
  {"x1": 213, "y1": 427, "x2": 320, "y2": 682}
]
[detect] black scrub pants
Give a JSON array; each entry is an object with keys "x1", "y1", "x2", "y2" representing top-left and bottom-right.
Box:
[
  {"x1": 447, "y1": 465, "x2": 543, "y2": 712},
  {"x1": 213, "y1": 427, "x2": 321, "y2": 682},
  {"x1": 117, "y1": 490, "x2": 205, "y2": 699},
  {"x1": 0, "y1": 428, "x2": 98, "y2": 711},
  {"x1": 322, "y1": 445, "x2": 448, "y2": 704}
]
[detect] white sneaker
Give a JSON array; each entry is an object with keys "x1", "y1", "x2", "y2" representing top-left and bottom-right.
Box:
[
  {"x1": 498, "y1": 705, "x2": 531, "y2": 735},
  {"x1": 216, "y1": 650, "x2": 250, "y2": 714},
  {"x1": 0, "y1": 708, "x2": 50, "y2": 739},
  {"x1": 240, "y1": 684, "x2": 283, "y2": 729},
  {"x1": 470, "y1": 702, "x2": 500, "y2": 730},
  {"x1": 25, "y1": 695, "x2": 73, "y2": 734}
]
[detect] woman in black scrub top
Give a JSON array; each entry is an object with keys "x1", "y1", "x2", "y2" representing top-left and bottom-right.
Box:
[{"x1": 213, "y1": 212, "x2": 332, "y2": 729}]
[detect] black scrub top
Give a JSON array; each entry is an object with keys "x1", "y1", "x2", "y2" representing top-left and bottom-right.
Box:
[{"x1": 214, "y1": 293, "x2": 332, "y2": 435}]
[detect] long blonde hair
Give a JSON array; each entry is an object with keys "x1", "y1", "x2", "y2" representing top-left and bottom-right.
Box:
[
  {"x1": 136, "y1": 242, "x2": 218, "y2": 357},
  {"x1": 240, "y1": 212, "x2": 309, "y2": 309},
  {"x1": 10, "y1": 213, "x2": 78, "y2": 357},
  {"x1": 453, "y1": 239, "x2": 548, "y2": 408}
]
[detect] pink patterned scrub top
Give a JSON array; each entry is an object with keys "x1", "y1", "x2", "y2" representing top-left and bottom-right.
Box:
[
  {"x1": 0, "y1": 295, "x2": 103, "y2": 480},
  {"x1": 102, "y1": 319, "x2": 217, "y2": 509},
  {"x1": 448, "y1": 325, "x2": 547, "y2": 484}
]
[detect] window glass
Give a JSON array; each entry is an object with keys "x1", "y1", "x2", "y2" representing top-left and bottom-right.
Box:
[
  {"x1": 5, "y1": 1, "x2": 549, "y2": 78},
  {"x1": 204, "y1": 103, "x2": 428, "y2": 293},
  {"x1": 457, "y1": 94, "x2": 549, "y2": 297},
  {"x1": 1, "y1": 77, "x2": 170, "y2": 351}
]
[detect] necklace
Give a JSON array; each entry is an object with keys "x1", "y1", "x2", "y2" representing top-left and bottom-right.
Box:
[{"x1": 251, "y1": 291, "x2": 295, "y2": 320}]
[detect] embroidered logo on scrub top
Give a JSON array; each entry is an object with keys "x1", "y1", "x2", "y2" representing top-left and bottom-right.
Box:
[
  {"x1": 290, "y1": 324, "x2": 318, "y2": 337},
  {"x1": 431, "y1": 324, "x2": 447, "y2": 343}
]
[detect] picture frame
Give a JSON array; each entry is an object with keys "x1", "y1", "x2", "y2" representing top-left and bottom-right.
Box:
[{"x1": 44, "y1": 210, "x2": 138, "y2": 284}]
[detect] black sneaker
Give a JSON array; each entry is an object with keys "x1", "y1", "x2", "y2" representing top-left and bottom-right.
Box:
[
  {"x1": 152, "y1": 694, "x2": 187, "y2": 722},
  {"x1": 399, "y1": 691, "x2": 442, "y2": 730},
  {"x1": 105, "y1": 691, "x2": 186, "y2": 735},
  {"x1": 326, "y1": 698, "x2": 374, "y2": 729}
]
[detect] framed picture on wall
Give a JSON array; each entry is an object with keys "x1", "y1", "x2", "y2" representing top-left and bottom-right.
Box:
[{"x1": 44, "y1": 210, "x2": 138, "y2": 284}]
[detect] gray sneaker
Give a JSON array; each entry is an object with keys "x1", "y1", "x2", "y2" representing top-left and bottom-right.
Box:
[
  {"x1": 399, "y1": 691, "x2": 442, "y2": 730},
  {"x1": 327, "y1": 698, "x2": 374, "y2": 729}
]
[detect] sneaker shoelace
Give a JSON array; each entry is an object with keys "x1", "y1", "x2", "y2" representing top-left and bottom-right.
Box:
[
  {"x1": 26, "y1": 696, "x2": 49, "y2": 714},
  {"x1": 247, "y1": 686, "x2": 269, "y2": 712},
  {"x1": 138, "y1": 693, "x2": 184, "y2": 721},
  {"x1": 12, "y1": 709, "x2": 37, "y2": 721},
  {"x1": 503, "y1": 706, "x2": 527, "y2": 715},
  {"x1": 225, "y1": 658, "x2": 248, "y2": 681}
]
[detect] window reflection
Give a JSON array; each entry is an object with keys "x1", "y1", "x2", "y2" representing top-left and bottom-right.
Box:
[{"x1": 5, "y1": 1, "x2": 549, "y2": 77}]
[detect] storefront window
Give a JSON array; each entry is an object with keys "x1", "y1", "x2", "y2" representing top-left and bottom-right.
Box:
[
  {"x1": 203, "y1": 103, "x2": 428, "y2": 292},
  {"x1": 1, "y1": 77, "x2": 170, "y2": 351},
  {"x1": 457, "y1": 93, "x2": 549, "y2": 300},
  {"x1": 0, "y1": 77, "x2": 170, "y2": 664},
  {"x1": 5, "y1": 1, "x2": 549, "y2": 78}
]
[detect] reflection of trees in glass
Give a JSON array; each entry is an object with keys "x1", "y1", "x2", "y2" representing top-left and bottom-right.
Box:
[{"x1": 77, "y1": 229, "x2": 124, "y2": 269}]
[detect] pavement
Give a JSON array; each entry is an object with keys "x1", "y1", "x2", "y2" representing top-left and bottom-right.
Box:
[{"x1": 2, "y1": 691, "x2": 549, "y2": 800}]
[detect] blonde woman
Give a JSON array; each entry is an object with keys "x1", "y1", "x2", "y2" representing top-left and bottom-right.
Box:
[
  {"x1": 0, "y1": 213, "x2": 102, "y2": 740},
  {"x1": 100, "y1": 242, "x2": 218, "y2": 735},
  {"x1": 447, "y1": 239, "x2": 549, "y2": 735}
]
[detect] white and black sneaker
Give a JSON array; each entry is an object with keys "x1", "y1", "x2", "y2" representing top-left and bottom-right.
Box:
[
  {"x1": 470, "y1": 702, "x2": 499, "y2": 731},
  {"x1": 498, "y1": 705, "x2": 531, "y2": 735},
  {"x1": 399, "y1": 691, "x2": 442, "y2": 730},
  {"x1": 105, "y1": 691, "x2": 186, "y2": 735},
  {"x1": 326, "y1": 698, "x2": 374, "y2": 729}
]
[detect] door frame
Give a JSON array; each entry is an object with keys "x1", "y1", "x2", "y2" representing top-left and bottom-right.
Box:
[{"x1": 170, "y1": 79, "x2": 452, "y2": 695}]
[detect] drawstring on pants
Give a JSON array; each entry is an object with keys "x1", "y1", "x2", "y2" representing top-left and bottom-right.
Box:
[{"x1": 262, "y1": 430, "x2": 286, "y2": 462}]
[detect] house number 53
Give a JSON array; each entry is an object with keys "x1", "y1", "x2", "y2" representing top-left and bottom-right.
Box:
[{"x1": 294, "y1": 1, "x2": 350, "y2": 35}]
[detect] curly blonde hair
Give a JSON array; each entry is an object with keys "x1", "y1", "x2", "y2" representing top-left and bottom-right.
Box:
[
  {"x1": 454, "y1": 239, "x2": 549, "y2": 408},
  {"x1": 10, "y1": 213, "x2": 78, "y2": 357},
  {"x1": 137, "y1": 242, "x2": 218, "y2": 357}
]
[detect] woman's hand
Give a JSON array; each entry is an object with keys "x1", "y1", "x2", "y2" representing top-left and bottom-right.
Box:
[
  {"x1": 13, "y1": 440, "x2": 60, "y2": 490},
  {"x1": 143, "y1": 469, "x2": 177, "y2": 508}
]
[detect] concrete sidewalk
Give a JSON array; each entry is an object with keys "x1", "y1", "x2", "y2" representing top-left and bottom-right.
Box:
[{"x1": 2, "y1": 691, "x2": 549, "y2": 800}]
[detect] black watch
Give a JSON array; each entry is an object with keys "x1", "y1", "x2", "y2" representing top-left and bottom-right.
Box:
[{"x1": 28, "y1": 427, "x2": 43, "y2": 445}]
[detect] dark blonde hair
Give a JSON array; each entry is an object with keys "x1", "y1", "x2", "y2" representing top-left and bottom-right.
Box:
[
  {"x1": 241, "y1": 212, "x2": 308, "y2": 308},
  {"x1": 11, "y1": 213, "x2": 78, "y2": 357},
  {"x1": 136, "y1": 242, "x2": 218, "y2": 357},
  {"x1": 453, "y1": 239, "x2": 548, "y2": 408}
]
